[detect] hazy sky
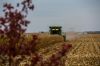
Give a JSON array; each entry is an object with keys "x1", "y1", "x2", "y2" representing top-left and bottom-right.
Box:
[{"x1": 0, "y1": 0, "x2": 100, "y2": 32}]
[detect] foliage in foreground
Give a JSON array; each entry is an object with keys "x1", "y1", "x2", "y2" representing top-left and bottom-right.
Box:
[{"x1": 0, "y1": 0, "x2": 72, "y2": 66}]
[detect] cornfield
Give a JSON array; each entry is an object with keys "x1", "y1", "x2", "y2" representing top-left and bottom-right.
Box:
[{"x1": 65, "y1": 34, "x2": 100, "y2": 66}]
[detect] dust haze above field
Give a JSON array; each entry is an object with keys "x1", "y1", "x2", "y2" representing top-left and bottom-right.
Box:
[{"x1": 0, "y1": 0, "x2": 100, "y2": 32}]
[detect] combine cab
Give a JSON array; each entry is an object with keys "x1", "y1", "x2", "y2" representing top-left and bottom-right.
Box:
[
  {"x1": 49, "y1": 26, "x2": 62, "y2": 35},
  {"x1": 49, "y1": 26, "x2": 66, "y2": 41}
]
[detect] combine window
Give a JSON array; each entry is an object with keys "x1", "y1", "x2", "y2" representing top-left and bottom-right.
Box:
[{"x1": 49, "y1": 26, "x2": 62, "y2": 35}]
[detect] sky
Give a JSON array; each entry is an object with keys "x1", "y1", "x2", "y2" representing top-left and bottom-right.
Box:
[{"x1": 0, "y1": 0, "x2": 100, "y2": 32}]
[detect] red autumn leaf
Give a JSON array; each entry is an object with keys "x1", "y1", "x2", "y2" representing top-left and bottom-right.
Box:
[
  {"x1": 3, "y1": 3, "x2": 14, "y2": 10},
  {"x1": 0, "y1": 29, "x2": 4, "y2": 34},
  {"x1": 0, "y1": 17, "x2": 6, "y2": 24}
]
